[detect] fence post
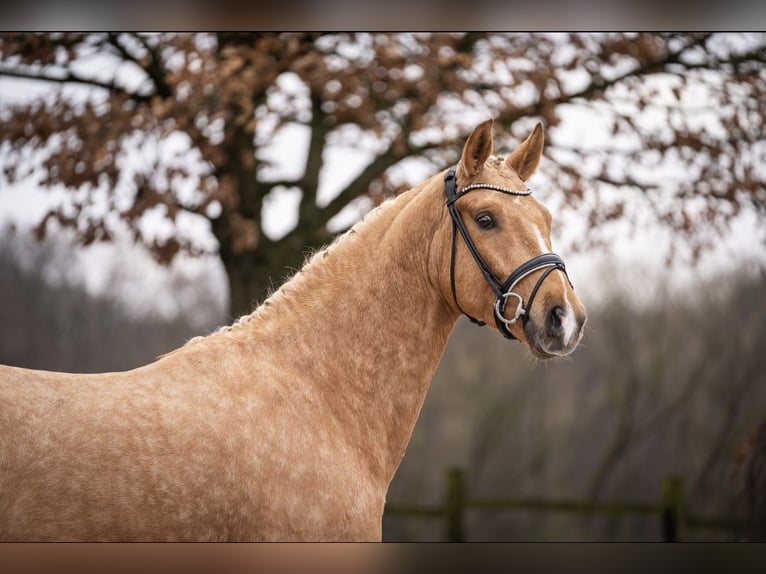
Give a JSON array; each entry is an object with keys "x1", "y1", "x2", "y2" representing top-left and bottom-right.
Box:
[
  {"x1": 661, "y1": 476, "x2": 684, "y2": 542},
  {"x1": 445, "y1": 467, "x2": 466, "y2": 542}
]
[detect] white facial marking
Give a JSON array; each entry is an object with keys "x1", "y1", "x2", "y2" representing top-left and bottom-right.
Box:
[
  {"x1": 533, "y1": 225, "x2": 549, "y2": 253},
  {"x1": 532, "y1": 222, "x2": 580, "y2": 349},
  {"x1": 559, "y1": 272, "x2": 578, "y2": 346}
]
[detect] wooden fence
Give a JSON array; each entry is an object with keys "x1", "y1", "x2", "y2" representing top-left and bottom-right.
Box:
[{"x1": 384, "y1": 467, "x2": 742, "y2": 542}]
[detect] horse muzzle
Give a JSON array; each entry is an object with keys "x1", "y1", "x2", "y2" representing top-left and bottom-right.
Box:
[{"x1": 524, "y1": 301, "x2": 586, "y2": 359}]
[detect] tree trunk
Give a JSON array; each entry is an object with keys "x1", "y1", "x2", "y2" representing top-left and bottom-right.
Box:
[
  {"x1": 223, "y1": 233, "x2": 327, "y2": 320},
  {"x1": 223, "y1": 250, "x2": 267, "y2": 321},
  {"x1": 210, "y1": 37, "x2": 334, "y2": 320}
]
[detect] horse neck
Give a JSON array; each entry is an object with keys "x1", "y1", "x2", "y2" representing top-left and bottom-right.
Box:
[{"x1": 223, "y1": 175, "x2": 458, "y2": 484}]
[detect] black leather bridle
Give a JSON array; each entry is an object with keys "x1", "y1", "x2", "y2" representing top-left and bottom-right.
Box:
[{"x1": 444, "y1": 166, "x2": 572, "y2": 341}]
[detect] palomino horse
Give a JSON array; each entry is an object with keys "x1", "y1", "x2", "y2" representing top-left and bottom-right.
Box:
[{"x1": 0, "y1": 119, "x2": 585, "y2": 541}]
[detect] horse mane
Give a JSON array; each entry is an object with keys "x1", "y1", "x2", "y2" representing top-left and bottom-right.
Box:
[{"x1": 165, "y1": 173, "x2": 439, "y2": 357}]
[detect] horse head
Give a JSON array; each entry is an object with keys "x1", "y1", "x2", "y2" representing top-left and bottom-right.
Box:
[{"x1": 441, "y1": 119, "x2": 586, "y2": 358}]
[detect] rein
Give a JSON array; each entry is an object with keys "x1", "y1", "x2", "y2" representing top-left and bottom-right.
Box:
[{"x1": 444, "y1": 166, "x2": 572, "y2": 341}]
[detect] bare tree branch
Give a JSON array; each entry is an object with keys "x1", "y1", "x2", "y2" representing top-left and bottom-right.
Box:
[
  {"x1": 125, "y1": 33, "x2": 174, "y2": 99},
  {"x1": 311, "y1": 148, "x2": 402, "y2": 233},
  {"x1": 298, "y1": 94, "x2": 331, "y2": 220},
  {"x1": 104, "y1": 33, "x2": 173, "y2": 100},
  {"x1": 0, "y1": 66, "x2": 150, "y2": 102}
]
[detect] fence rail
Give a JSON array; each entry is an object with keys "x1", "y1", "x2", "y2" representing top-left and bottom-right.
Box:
[{"x1": 384, "y1": 467, "x2": 742, "y2": 542}]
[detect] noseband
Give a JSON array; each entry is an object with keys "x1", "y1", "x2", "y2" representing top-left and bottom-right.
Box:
[{"x1": 444, "y1": 166, "x2": 572, "y2": 341}]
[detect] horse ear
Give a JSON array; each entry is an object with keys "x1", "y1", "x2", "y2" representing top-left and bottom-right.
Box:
[
  {"x1": 458, "y1": 119, "x2": 494, "y2": 179},
  {"x1": 506, "y1": 122, "x2": 544, "y2": 181}
]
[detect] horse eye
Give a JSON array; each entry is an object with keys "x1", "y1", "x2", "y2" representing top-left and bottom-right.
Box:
[{"x1": 476, "y1": 212, "x2": 495, "y2": 229}]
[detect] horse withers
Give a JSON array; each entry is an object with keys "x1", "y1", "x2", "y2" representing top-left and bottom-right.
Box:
[{"x1": 0, "y1": 119, "x2": 585, "y2": 541}]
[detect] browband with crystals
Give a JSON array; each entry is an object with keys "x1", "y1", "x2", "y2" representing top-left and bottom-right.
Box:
[
  {"x1": 458, "y1": 183, "x2": 532, "y2": 196},
  {"x1": 447, "y1": 182, "x2": 532, "y2": 207}
]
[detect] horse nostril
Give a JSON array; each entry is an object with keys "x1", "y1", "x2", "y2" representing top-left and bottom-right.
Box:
[{"x1": 547, "y1": 306, "x2": 565, "y2": 337}]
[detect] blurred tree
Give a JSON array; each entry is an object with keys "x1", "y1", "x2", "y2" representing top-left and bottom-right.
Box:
[{"x1": 1, "y1": 32, "x2": 764, "y2": 316}]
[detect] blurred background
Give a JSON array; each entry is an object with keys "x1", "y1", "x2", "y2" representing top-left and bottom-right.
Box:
[{"x1": 1, "y1": 32, "x2": 765, "y2": 541}]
